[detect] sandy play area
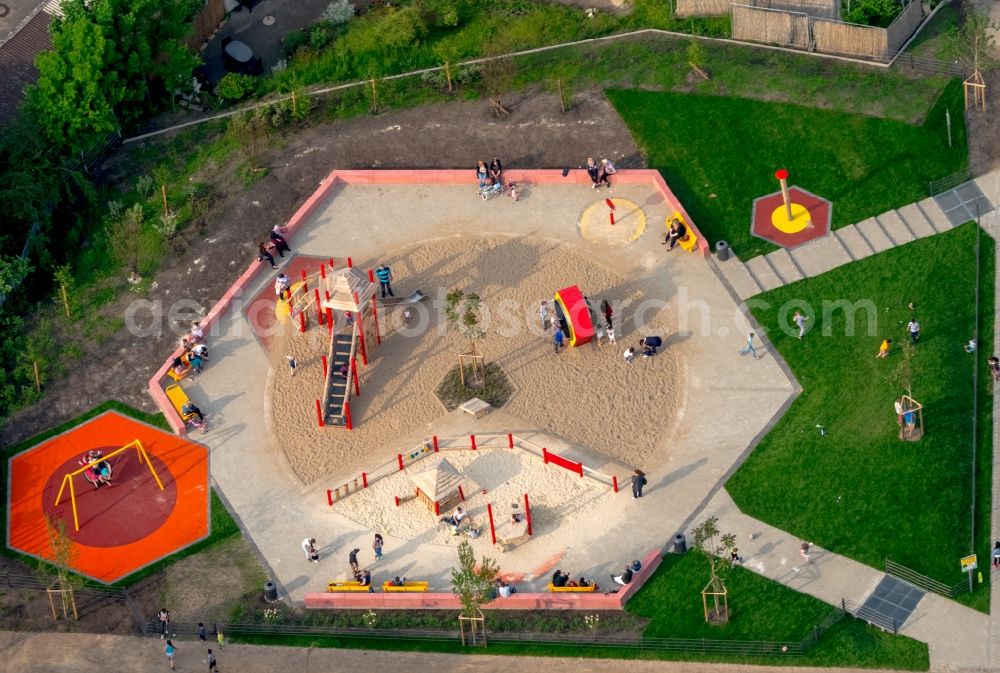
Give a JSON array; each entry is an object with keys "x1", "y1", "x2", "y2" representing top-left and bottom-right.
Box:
[
  {"x1": 333, "y1": 448, "x2": 613, "y2": 548},
  {"x1": 270, "y1": 234, "x2": 682, "y2": 484}
]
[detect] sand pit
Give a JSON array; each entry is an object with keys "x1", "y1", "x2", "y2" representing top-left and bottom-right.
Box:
[
  {"x1": 333, "y1": 448, "x2": 612, "y2": 549},
  {"x1": 270, "y1": 234, "x2": 681, "y2": 484}
]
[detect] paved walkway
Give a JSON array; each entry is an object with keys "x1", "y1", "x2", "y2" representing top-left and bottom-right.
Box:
[
  {"x1": 717, "y1": 175, "x2": 998, "y2": 300},
  {"x1": 0, "y1": 630, "x2": 917, "y2": 673}
]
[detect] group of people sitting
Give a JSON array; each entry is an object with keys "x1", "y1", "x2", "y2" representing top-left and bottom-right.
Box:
[
  {"x1": 551, "y1": 569, "x2": 597, "y2": 590},
  {"x1": 170, "y1": 322, "x2": 209, "y2": 377},
  {"x1": 475, "y1": 158, "x2": 518, "y2": 201},
  {"x1": 586, "y1": 157, "x2": 616, "y2": 191},
  {"x1": 80, "y1": 449, "x2": 112, "y2": 489},
  {"x1": 662, "y1": 217, "x2": 689, "y2": 250},
  {"x1": 257, "y1": 225, "x2": 291, "y2": 269}
]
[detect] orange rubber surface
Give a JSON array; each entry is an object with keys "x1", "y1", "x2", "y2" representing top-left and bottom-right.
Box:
[{"x1": 7, "y1": 411, "x2": 209, "y2": 583}]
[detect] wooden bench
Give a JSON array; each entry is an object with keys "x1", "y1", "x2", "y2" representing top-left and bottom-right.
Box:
[
  {"x1": 165, "y1": 384, "x2": 198, "y2": 423},
  {"x1": 547, "y1": 583, "x2": 597, "y2": 592},
  {"x1": 327, "y1": 581, "x2": 373, "y2": 592},
  {"x1": 383, "y1": 581, "x2": 429, "y2": 593},
  {"x1": 673, "y1": 211, "x2": 698, "y2": 253}
]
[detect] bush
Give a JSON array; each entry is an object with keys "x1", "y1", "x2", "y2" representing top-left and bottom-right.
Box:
[
  {"x1": 421, "y1": 64, "x2": 481, "y2": 89},
  {"x1": 844, "y1": 0, "x2": 901, "y2": 27},
  {"x1": 435, "y1": 362, "x2": 513, "y2": 410},
  {"x1": 323, "y1": 0, "x2": 355, "y2": 25},
  {"x1": 216, "y1": 73, "x2": 255, "y2": 102},
  {"x1": 282, "y1": 29, "x2": 310, "y2": 58}
]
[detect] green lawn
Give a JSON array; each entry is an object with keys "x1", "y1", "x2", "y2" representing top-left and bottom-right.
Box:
[
  {"x1": 607, "y1": 80, "x2": 967, "y2": 259},
  {"x1": 727, "y1": 223, "x2": 994, "y2": 604}
]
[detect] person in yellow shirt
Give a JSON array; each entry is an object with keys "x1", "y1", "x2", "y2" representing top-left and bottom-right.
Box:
[{"x1": 876, "y1": 338, "x2": 892, "y2": 358}]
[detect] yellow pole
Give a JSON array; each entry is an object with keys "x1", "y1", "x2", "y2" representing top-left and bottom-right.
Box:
[
  {"x1": 69, "y1": 478, "x2": 79, "y2": 532},
  {"x1": 54, "y1": 475, "x2": 69, "y2": 507},
  {"x1": 137, "y1": 441, "x2": 165, "y2": 492}
]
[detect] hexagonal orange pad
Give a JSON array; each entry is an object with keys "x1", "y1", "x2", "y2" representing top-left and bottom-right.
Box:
[{"x1": 7, "y1": 411, "x2": 209, "y2": 583}]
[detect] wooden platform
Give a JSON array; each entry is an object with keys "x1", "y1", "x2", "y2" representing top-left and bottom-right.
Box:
[{"x1": 459, "y1": 398, "x2": 491, "y2": 419}]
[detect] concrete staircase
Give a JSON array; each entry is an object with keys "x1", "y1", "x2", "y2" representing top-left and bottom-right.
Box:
[{"x1": 717, "y1": 197, "x2": 957, "y2": 301}]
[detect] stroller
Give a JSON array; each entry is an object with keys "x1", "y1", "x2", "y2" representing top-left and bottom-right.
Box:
[{"x1": 480, "y1": 179, "x2": 519, "y2": 202}]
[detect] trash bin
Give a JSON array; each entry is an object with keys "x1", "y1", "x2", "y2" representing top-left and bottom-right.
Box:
[
  {"x1": 715, "y1": 240, "x2": 730, "y2": 262},
  {"x1": 673, "y1": 532, "x2": 687, "y2": 554},
  {"x1": 264, "y1": 581, "x2": 278, "y2": 603}
]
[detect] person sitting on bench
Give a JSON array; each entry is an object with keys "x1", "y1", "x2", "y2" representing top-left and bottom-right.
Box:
[
  {"x1": 665, "y1": 218, "x2": 687, "y2": 250},
  {"x1": 551, "y1": 570, "x2": 570, "y2": 588},
  {"x1": 389, "y1": 576, "x2": 406, "y2": 587},
  {"x1": 577, "y1": 576, "x2": 597, "y2": 589},
  {"x1": 611, "y1": 564, "x2": 634, "y2": 586},
  {"x1": 496, "y1": 579, "x2": 516, "y2": 597},
  {"x1": 171, "y1": 356, "x2": 190, "y2": 376},
  {"x1": 440, "y1": 507, "x2": 466, "y2": 527},
  {"x1": 357, "y1": 569, "x2": 374, "y2": 592},
  {"x1": 181, "y1": 402, "x2": 207, "y2": 431}
]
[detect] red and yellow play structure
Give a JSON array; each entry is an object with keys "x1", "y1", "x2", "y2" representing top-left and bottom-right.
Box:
[{"x1": 553, "y1": 285, "x2": 595, "y2": 347}]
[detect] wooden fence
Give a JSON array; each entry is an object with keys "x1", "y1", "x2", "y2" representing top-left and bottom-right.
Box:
[
  {"x1": 675, "y1": 0, "x2": 730, "y2": 18},
  {"x1": 731, "y1": 5, "x2": 810, "y2": 49},
  {"x1": 680, "y1": 0, "x2": 836, "y2": 18},
  {"x1": 730, "y1": 0, "x2": 925, "y2": 60},
  {"x1": 186, "y1": 0, "x2": 226, "y2": 50}
]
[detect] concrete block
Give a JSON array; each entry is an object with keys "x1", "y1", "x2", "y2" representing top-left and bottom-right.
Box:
[{"x1": 855, "y1": 217, "x2": 894, "y2": 252}]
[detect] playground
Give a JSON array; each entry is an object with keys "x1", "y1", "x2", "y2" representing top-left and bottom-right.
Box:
[{"x1": 6, "y1": 411, "x2": 209, "y2": 583}]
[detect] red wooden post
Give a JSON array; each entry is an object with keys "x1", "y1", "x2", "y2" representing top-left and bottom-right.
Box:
[
  {"x1": 507, "y1": 433, "x2": 514, "y2": 448},
  {"x1": 315, "y1": 400, "x2": 324, "y2": 428},
  {"x1": 610, "y1": 211, "x2": 615, "y2": 226},
  {"x1": 487, "y1": 503, "x2": 496, "y2": 545},
  {"x1": 458, "y1": 485, "x2": 465, "y2": 501},
  {"x1": 315, "y1": 289, "x2": 324, "y2": 324},
  {"x1": 432, "y1": 435, "x2": 439, "y2": 452},
  {"x1": 397, "y1": 453, "x2": 404, "y2": 471},
  {"x1": 470, "y1": 434, "x2": 477, "y2": 450},
  {"x1": 358, "y1": 322, "x2": 368, "y2": 365},
  {"x1": 327, "y1": 489, "x2": 333, "y2": 506},
  {"x1": 321, "y1": 354, "x2": 328, "y2": 378},
  {"x1": 301, "y1": 269, "x2": 308, "y2": 292},
  {"x1": 434, "y1": 500, "x2": 440, "y2": 516},
  {"x1": 578, "y1": 461, "x2": 584, "y2": 477},
  {"x1": 371, "y1": 297, "x2": 381, "y2": 345},
  {"x1": 347, "y1": 256, "x2": 353, "y2": 268},
  {"x1": 542, "y1": 447, "x2": 549, "y2": 464},
  {"x1": 343, "y1": 401, "x2": 353, "y2": 430},
  {"x1": 298, "y1": 310, "x2": 306, "y2": 333},
  {"x1": 326, "y1": 307, "x2": 333, "y2": 335},
  {"x1": 351, "y1": 357, "x2": 360, "y2": 396},
  {"x1": 394, "y1": 496, "x2": 400, "y2": 507},
  {"x1": 329, "y1": 257, "x2": 335, "y2": 268},
  {"x1": 612, "y1": 475, "x2": 619, "y2": 493},
  {"x1": 362, "y1": 472, "x2": 368, "y2": 488},
  {"x1": 524, "y1": 493, "x2": 532, "y2": 535},
  {"x1": 320, "y1": 264, "x2": 326, "y2": 280},
  {"x1": 368, "y1": 268, "x2": 375, "y2": 283}
]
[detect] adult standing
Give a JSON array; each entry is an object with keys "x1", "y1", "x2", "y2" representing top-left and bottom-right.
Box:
[
  {"x1": 302, "y1": 537, "x2": 319, "y2": 563},
  {"x1": 907, "y1": 319, "x2": 920, "y2": 343},
  {"x1": 539, "y1": 300, "x2": 550, "y2": 332},
  {"x1": 631, "y1": 469, "x2": 647, "y2": 499},
  {"x1": 375, "y1": 264, "x2": 394, "y2": 299},
  {"x1": 349, "y1": 548, "x2": 361, "y2": 574},
  {"x1": 601, "y1": 299, "x2": 613, "y2": 328},
  {"x1": 157, "y1": 608, "x2": 171, "y2": 639}
]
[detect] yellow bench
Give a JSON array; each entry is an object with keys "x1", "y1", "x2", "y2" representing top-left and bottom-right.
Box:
[
  {"x1": 327, "y1": 581, "x2": 373, "y2": 592},
  {"x1": 547, "y1": 583, "x2": 597, "y2": 592},
  {"x1": 383, "y1": 581, "x2": 429, "y2": 593},
  {"x1": 165, "y1": 384, "x2": 198, "y2": 423},
  {"x1": 167, "y1": 366, "x2": 190, "y2": 382},
  {"x1": 668, "y1": 211, "x2": 698, "y2": 253}
]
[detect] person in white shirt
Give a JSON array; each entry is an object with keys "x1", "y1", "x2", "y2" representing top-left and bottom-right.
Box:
[{"x1": 301, "y1": 537, "x2": 318, "y2": 563}]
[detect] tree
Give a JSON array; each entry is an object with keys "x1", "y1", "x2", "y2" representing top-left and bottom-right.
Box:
[
  {"x1": 108, "y1": 204, "x2": 144, "y2": 276},
  {"x1": 943, "y1": 12, "x2": 999, "y2": 75},
  {"x1": 228, "y1": 109, "x2": 271, "y2": 176},
  {"x1": 445, "y1": 289, "x2": 486, "y2": 386},
  {"x1": 480, "y1": 43, "x2": 517, "y2": 116},
  {"x1": 451, "y1": 540, "x2": 498, "y2": 644},
  {"x1": 41, "y1": 515, "x2": 84, "y2": 620},
  {"x1": 692, "y1": 516, "x2": 736, "y2": 624}
]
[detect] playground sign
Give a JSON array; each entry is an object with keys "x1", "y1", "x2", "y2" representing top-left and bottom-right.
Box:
[{"x1": 961, "y1": 554, "x2": 978, "y2": 572}]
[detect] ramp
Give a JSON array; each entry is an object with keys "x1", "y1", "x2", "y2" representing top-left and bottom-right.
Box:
[
  {"x1": 378, "y1": 290, "x2": 427, "y2": 308},
  {"x1": 322, "y1": 328, "x2": 356, "y2": 427}
]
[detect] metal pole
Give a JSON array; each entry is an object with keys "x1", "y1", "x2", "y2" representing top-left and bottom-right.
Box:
[{"x1": 946, "y1": 109, "x2": 952, "y2": 148}]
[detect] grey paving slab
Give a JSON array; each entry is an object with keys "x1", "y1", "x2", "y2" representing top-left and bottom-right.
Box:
[
  {"x1": 714, "y1": 256, "x2": 763, "y2": 301},
  {"x1": 974, "y1": 171, "x2": 1000, "y2": 206},
  {"x1": 832, "y1": 225, "x2": 872, "y2": 260},
  {"x1": 787, "y1": 235, "x2": 851, "y2": 278},
  {"x1": 744, "y1": 255, "x2": 784, "y2": 292},
  {"x1": 934, "y1": 190, "x2": 961, "y2": 211},
  {"x1": 860, "y1": 575, "x2": 924, "y2": 628},
  {"x1": 896, "y1": 203, "x2": 937, "y2": 239},
  {"x1": 855, "y1": 217, "x2": 894, "y2": 252},
  {"x1": 763, "y1": 248, "x2": 803, "y2": 285},
  {"x1": 917, "y1": 196, "x2": 953, "y2": 232},
  {"x1": 875, "y1": 210, "x2": 914, "y2": 246}
]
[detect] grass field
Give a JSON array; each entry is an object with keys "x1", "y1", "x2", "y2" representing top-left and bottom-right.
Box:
[
  {"x1": 726, "y1": 223, "x2": 994, "y2": 607},
  {"x1": 607, "y1": 80, "x2": 967, "y2": 259}
]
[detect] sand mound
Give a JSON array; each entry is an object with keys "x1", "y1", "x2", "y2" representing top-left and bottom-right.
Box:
[{"x1": 270, "y1": 235, "x2": 680, "y2": 484}]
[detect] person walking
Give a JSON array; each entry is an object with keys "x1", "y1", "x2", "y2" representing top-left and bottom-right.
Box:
[
  {"x1": 164, "y1": 640, "x2": 177, "y2": 670},
  {"x1": 375, "y1": 264, "x2": 394, "y2": 298},
  {"x1": 631, "y1": 469, "x2": 647, "y2": 499},
  {"x1": 349, "y1": 548, "x2": 361, "y2": 574},
  {"x1": 285, "y1": 355, "x2": 297, "y2": 377},
  {"x1": 207, "y1": 648, "x2": 219, "y2": 672},
  {"x1": 373, "y1": 533, "x2": 384, "y2": 561},
  {"x1": 539, "y1": 300, "x2": 550, "y2": 332},
  {"x1": 738, "y1": 332, "x2": 759, "y2": 359},
  {"x1": 198, "y1": 623, "x2": 207, "y2": 643},
  {"x1": 988, "y1": 355, "x2": 1000, "y2": 382},
  {"x1": 908, "y1": 319, "x2": 920, "y2": 343},
  {"x1": 553, "y1": 326, "x2": 565, "y2": 354},
  {"x1": 157, "y1": 608, "x2": 171, "y2": 639},
  {"x1": 302, "y1": 537, "x2": 319, "y2": 563},
  {"x1": 601, "y1": 299, "x2": 613, "y2": 328},
  {"x1": 793, "y1": 311, "x2": 808, "y2": 339}
]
